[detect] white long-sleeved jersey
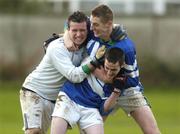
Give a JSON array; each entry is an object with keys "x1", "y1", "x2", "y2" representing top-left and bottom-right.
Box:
[{"x1": 23, "y1": 37, "x2": 87, "y2": 101}]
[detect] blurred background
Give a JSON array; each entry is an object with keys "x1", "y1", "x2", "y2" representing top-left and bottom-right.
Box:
[
  {"x1": 0, "y1": 0, "x2": 180, "y2": 134},
  {"x1": 0, "y1": 0, "x2": 180, "y2": 86}
]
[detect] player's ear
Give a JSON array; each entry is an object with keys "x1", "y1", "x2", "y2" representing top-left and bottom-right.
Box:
[{"x1": 121, "y1": 62, "x2": 125, "y2": 68}]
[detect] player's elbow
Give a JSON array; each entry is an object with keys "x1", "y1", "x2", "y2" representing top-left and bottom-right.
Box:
[{"x1": 67, "y1": 75, "x2": 85, "y2": 83}]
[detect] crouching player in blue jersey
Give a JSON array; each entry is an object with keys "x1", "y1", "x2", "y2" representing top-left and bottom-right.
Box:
[
  {"x1": 86, "y1": 4, "x2": 160, "y2": 134},
  {"x1": 51, "y1": 47, "x2": 126, "y2": 134}
]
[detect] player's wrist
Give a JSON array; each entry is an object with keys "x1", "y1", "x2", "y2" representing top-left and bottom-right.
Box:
[
  {"x1": 82, "y1": 64, "x2": 91, "y2": 75},
  {"x1": 90, "y1": 55, "x2": 104, "y2": 68},
  {"x1": 90, "y1": 57, "x2": 100, "y2": 68},
  {"x1": 113, "y1": 88, "x2": 121, "y2": 94}
]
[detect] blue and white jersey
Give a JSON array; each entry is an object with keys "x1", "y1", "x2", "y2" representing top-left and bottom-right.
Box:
[
  {"x1": 62, "y1": 57, "x2": 113, "y2": 115},
  {"x1": 86, "y1": 36, "x2": 144, "y2": 95}
]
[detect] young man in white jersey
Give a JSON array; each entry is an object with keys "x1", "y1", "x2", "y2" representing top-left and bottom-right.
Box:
[
  {"x1": 88, "y1": 4, "x2": 161, "y2": 134},
  {"x1": 19, "y1": 11, "x2": 106, "y2": 134},
  {"x1": 51, "y1": 47, "x2": 126, "y2": 134}
]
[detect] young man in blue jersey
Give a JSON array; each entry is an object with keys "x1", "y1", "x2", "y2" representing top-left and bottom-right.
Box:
[
  {"x1": 87, "y1": 4, "x2": 160, "y2": 134},
  {"x1": 51, "y1": 47, "x2": 126, "y2": 134}
]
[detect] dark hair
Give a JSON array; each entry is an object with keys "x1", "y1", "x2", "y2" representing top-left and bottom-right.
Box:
[
  {"x1": 67, "y1": 11, "x2": 88, "y2": 28},
  {"x1": 105, "y1": 47, "x2": 125, "y2": 65},
  {"x1": 91, "y1": 4, "x2": 113, "y2": 23}
]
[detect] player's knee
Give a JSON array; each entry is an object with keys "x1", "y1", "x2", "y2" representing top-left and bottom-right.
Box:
[
  {"x1": 143, "y1": 125, "x2": 161, "y2": 134},
  {"x1": 25, "y1": 128, "x2": 42, "y2": 134}
]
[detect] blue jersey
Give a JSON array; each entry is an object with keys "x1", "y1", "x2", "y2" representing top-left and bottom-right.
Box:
[
  {"x1": 61, "y1": 31, "x2": 143, "y2": 115},
  {"x1": 86, "y1": 36, "x2": 144, "y2": 95},
  {"x1": 62, "y1": 72, "x2": 113, "y2": 115}
]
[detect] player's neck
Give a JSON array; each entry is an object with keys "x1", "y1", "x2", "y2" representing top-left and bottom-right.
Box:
[{"x1": 101, "y1": 35, "x2": 110, "y2": 42}]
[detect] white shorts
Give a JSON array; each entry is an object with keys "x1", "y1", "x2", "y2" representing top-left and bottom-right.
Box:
[
  {"x1": 52, "y1": 92, "x2": 103, "y2": 129},
  {"x1": 113, "y1": 89, "x2": 149, "y2": 116},
  {"x1": 19, "y1": 89, "x2": 55, "y2": 134}
]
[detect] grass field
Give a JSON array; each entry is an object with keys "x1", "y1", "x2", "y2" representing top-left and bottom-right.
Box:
[{"x1": 0, "y1": 82, "x2": 180, "y2": 134}]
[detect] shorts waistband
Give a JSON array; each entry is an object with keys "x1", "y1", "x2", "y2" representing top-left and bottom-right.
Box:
[
  {"x1": 21, "y1": 87, "x2": 56, "y2": 104},
  {"x1": 22, "y1": 87, "x2": 36, "y2": 93}
]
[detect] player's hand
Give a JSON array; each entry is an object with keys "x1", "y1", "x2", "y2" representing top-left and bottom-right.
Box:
[
  {"x1": 95, "y1": 45, "x2": 106, "y2": 59},
  {"x1": 93, "y1": 66, "x2": 113, "y2": 83},
  {"x1": 90, "y1": 45, "x2": 106, "y2": 68},
  {"x1": 113, "y1": 75, "x2": 127, "y2": 91},
  {"x1": 63, "y1": 30, "x2": 79, "y2": 51}
]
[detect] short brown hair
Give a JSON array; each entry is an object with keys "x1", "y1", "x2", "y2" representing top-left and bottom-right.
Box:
[
  {"x1": 67, "y1": 11, "x2": 88, "y2": 28},
  {"x1": 91, "y1": 4, "x2": 113, "y2": 23},
  {"x1": 105, "y1": 47, "x2": 125, "y2": 65}
]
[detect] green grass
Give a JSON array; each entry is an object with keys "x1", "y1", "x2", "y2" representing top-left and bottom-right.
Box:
[{"x1": 0, "y1": 82, "x2": 180, "y2": 134}]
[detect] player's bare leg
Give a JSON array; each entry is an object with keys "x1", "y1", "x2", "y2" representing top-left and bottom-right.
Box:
[
  {"x1": 50, "y1": 117, "x2": 68, "y2": 134},
  {"x1": 131, "y1": 105, "x2": 161, "y2": 134},
  {"x1": 84, "y1": 124, "x2": 104, "y2": 134}
]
